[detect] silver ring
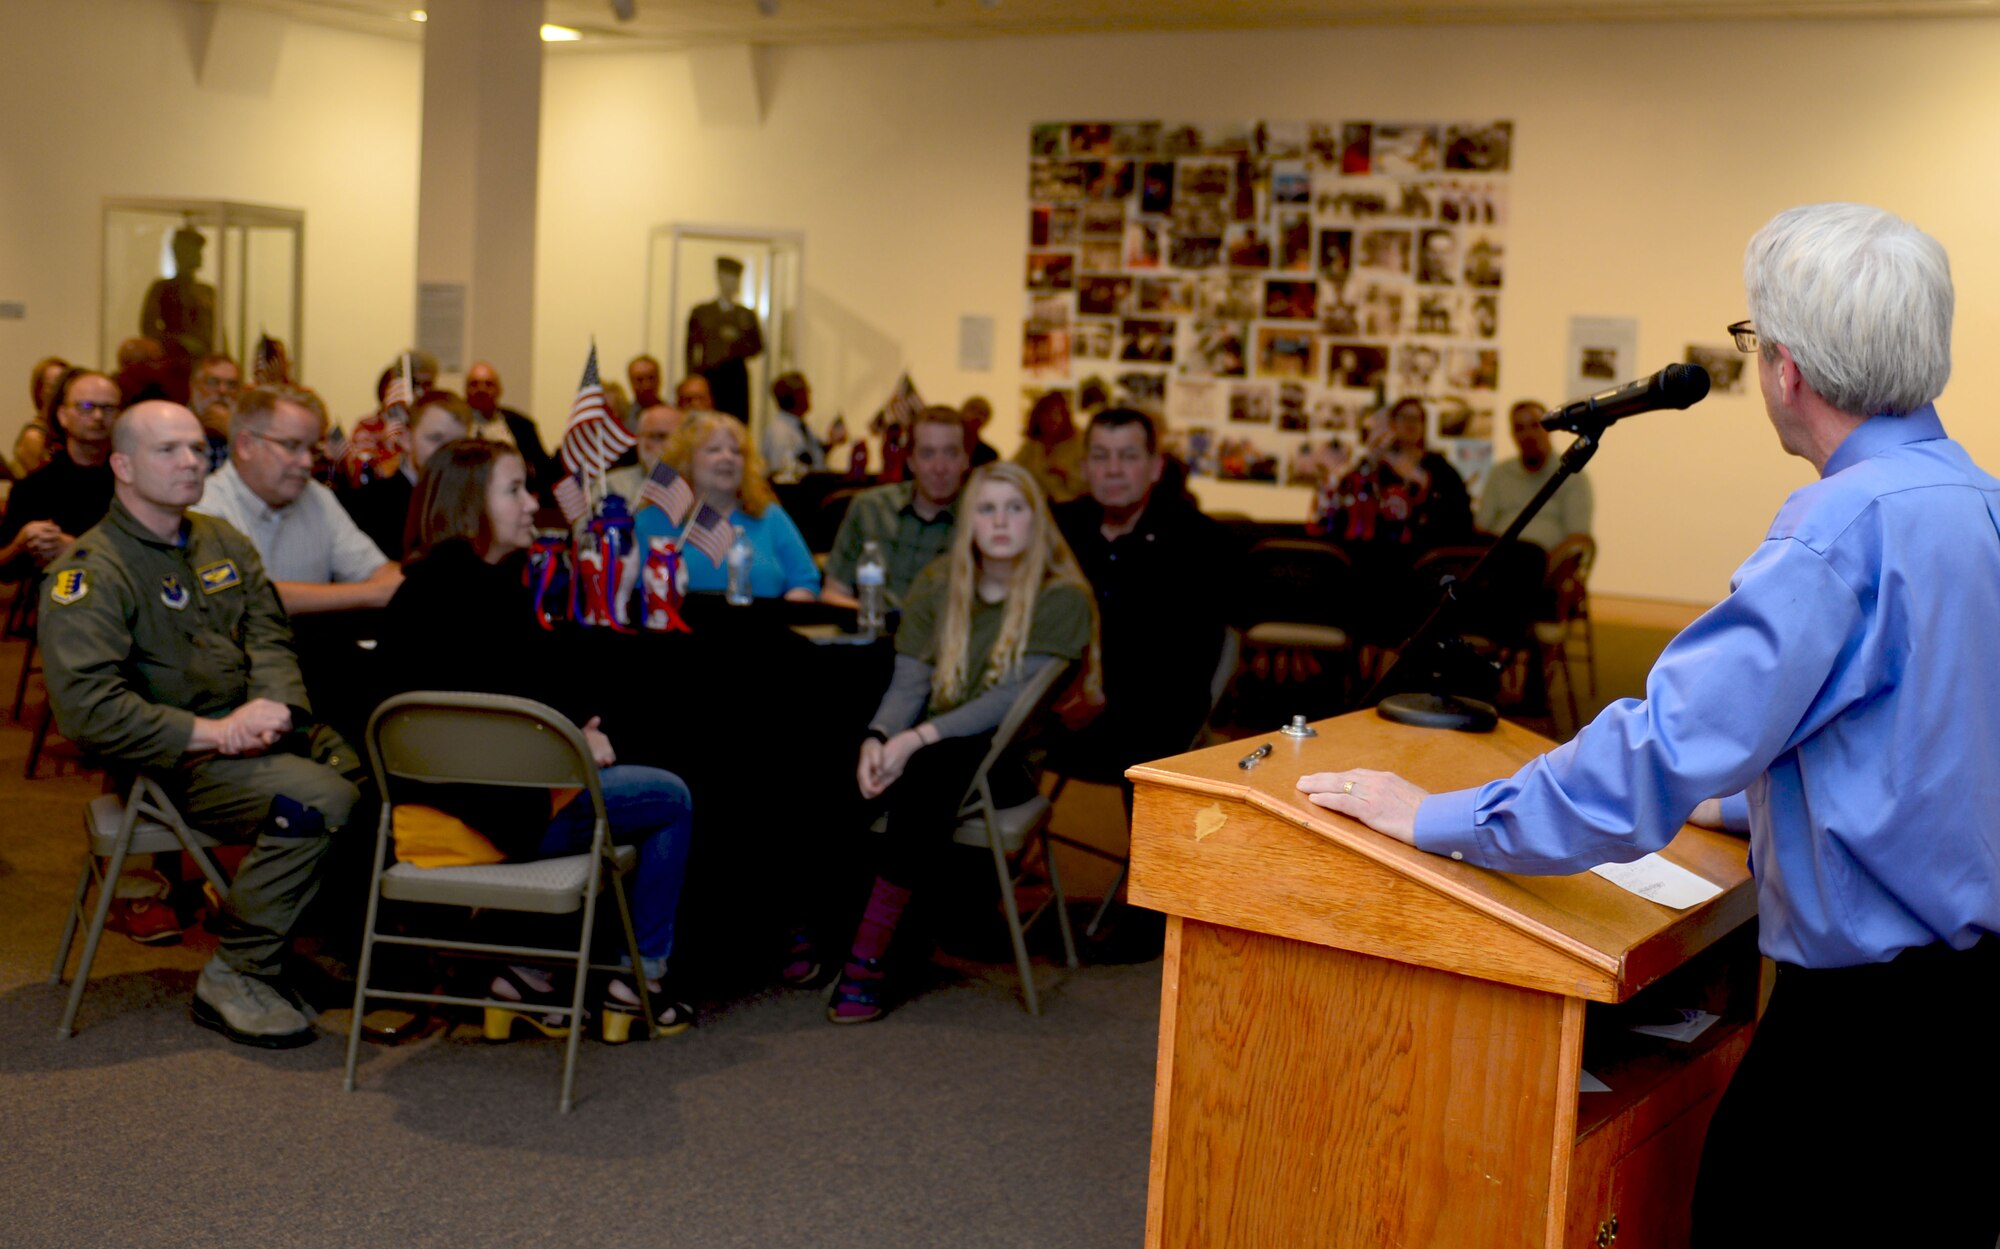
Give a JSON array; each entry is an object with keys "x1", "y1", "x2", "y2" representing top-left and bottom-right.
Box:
[{"x1": 1342, "y1": 780, "x2": 1355, "y2": 794}]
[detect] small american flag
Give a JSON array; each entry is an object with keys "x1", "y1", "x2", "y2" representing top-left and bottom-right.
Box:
[
  {"x1": 553, "y1": 474, "x2": 589, "y2": 527},
  {"x1": 380, "y1": 353, "x2": 415, "y2": 457},
  {"x1": 559, "y1": 343, "x2": 637, "y2": 477},
  {"x1": 883, "y1": 372, "x2": 924, "y2": 429},
  {"x1": 639, "y1": 461, "x2": 693, "y2": 527},
  {"x1": 685, "y1": 503, "x2": 732, "y2": 566}
]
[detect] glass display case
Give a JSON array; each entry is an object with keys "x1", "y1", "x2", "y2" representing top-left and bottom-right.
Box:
[
  {"x1": 646, "y1": 225, "x2": 802, "y2": 442},
  {"x1": 102, "y1": 199, "x2": 304, "y2": 396}
]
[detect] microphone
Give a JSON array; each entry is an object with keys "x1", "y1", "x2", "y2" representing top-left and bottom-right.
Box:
[{"x1": 1541, "y1": 363, "x2": 1711, "y2": 434}]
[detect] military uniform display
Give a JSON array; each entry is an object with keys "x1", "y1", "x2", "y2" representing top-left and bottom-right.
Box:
[
  {"x1": 40, "y1": 500, "x2": 365, "y2": 980},
  {"x1": 685, "y1": 299, "x2": 763, "y2": 420}
]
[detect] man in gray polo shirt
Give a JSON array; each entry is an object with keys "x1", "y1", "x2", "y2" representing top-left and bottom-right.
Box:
[
  {"x1": 821, "y1": 406, "x2": 969, "y2": 608},
  {"x1": 193, "y1": 386, "x2": 402, "y2": 615}
]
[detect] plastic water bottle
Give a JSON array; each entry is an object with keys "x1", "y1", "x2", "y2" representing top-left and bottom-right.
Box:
[
  {"x1": 724, "y1": 526, "x2": 753, "y2": 606},
  {"x1": 856, "y1": 540, "x2": 886, "y2": 635}
]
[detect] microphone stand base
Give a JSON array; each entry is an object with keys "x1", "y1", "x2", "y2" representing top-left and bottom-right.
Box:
[{"x1": 1375, "y1": 692, "x2": 1499, "y2": 733}]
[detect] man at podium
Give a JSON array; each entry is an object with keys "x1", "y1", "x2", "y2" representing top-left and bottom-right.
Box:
[{"x1": 1299, "y1": 204, "x2": 1998, "y2": 1248}]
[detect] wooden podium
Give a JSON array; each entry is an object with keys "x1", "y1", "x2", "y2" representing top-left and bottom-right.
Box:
[{"x1": 1127, "y1": 712, "x2": 1758, "y2": 1249}]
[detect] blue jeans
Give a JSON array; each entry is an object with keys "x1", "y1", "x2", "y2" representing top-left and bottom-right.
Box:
[{"x1": 536, "y1": 765, "x2": 692, "y2": 973}]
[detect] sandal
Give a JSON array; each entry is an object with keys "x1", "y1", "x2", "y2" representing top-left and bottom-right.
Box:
[
  {"x1": 481, "y1": 964, "x2": 574, "y2": 1041},
  {"x1": 779, "y1": 928, "x2": 834, "y2": 989},
  {"x1": 600, "y1": 976, "x2": 694, "y2": 1044},
  {"x1": 825, "y1": 957, "x2": 889, "y2": 1025}
]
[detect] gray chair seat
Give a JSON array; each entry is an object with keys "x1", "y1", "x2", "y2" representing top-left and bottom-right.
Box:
[
  {"x1": 380, "y1": 844, "x2": 638, "y2": 913},
  {"x1": 951, "y1": 794, "x2": 1051, "y2": 854},
  {"x1": 84, "y1": 792, "x2": 218, "y2": 857}
]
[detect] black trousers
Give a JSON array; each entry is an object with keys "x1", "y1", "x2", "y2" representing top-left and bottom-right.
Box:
[{"x1": 1691, "y1": 936, "x2": 1999, "y2": 1248}]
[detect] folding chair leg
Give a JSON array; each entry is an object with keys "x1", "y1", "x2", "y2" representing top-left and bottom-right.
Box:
[
  {"x1": 986, "y1": 830, "x2": 1039, "y2": 1015},
  {"x1": 49, "y1": 854, "x2": 93, "y2": 985},
  {"x1": 343, "y1": 829, "x2": 394, "y2": 1094},
  {"x1": 59, "y1": 838, "x2": 133, "y2": 1038},
  {"x1": 1039, "y1": 828, "x2": 1079, "y2": 970},
  {"x1": 605, "y1": 871, "x2": 656, "y2": 1042},
  {"x1": 25, "y1": 700, "x2": 53, "y2": 779},
  {"x1": 12, "y1": 635, "x2": 37, "y2": 721},
  {"x1": 1084, "y1": 860, "x2": 1130, "y2": 940}
]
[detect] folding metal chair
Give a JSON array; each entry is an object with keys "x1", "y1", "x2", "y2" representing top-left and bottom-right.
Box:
[
  {"x1": 1044, "y1": 627, "x2": 1240, "y2": 937},
  {"x1": 343, "y1": 692, "x2": 654, "y2": 1114},
  {"x1": 49, "y1": 774, "x2": 232, "y2": 1037},
  {"x1": 944, "y1": 659, "x2": 1079, "y2": 1015}
]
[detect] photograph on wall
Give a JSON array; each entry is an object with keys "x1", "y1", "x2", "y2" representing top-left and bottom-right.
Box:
[
  {"x1": 1685, "y1": 344, "x2": 1745, "y2": 395},
  {"x1": 1025, "y1": 116, "x2": 1511, "y2": 492},
  {"x1": 1566, "y1": 315, "x2": 1639, "y2": 401}
]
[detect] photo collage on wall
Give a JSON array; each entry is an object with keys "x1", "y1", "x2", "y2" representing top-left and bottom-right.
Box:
[{"x1": 1025, "y1": 119, "x2": 1512, "y2": 494}]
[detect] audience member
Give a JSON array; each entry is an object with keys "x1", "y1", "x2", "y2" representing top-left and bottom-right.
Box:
[
  {"x1": 674, "y1": 374, "x2": 714, "y2": 413},
  {"x1": 594, "y1": 402, "x2": 684, "y2": 518},
  {"x1": 633, "y1": 411, "x2": 819, "y2": 600},
  {"x1": 1318, "y1": 397, "x2": 1471, "y2": 547},
  {"x1": 1051, "y1": 407, "x2": 1237, "y2": 782},
  {"x1": 189, "y1": 353, "x2": 242, "y2": 472},
  {"x1": 114, "y1": 337, "x2": 172, "y2": 406},
  {"x1": 464, "y1": 360, "x2": 556, "y2": 501},
  {"x1": 1475, "y1": 399, "x2": 1594, "y2": 554},
  {"x1": 40, "y1": 400, "x2": 365, "y2": 1049},
  {"x1": 338, "y1": 391, "x2": 473, "y2": 560},
  {"x1": 1014, "y1": 390, "x2": 1086, "y2": 503},
  {"x1": 193, "y1": 386, "x2": 401, "y2": 614},
  {"x1": 960, "y1": 395, "x2": 1000, "y2": 467},
  {"x1": 815, "y1": 462, "x2": 1096, "y2": 1023},
  {"x1": 821, "y1": 406, "x2": 969, "y2": 609},
  {"x1": 763, "y1": 371, "x2": 825, "y2": 479},
  {"x1": 627, "y1": 354, "x2": 664, "y2": 428},
  {"x1": 25, "y1": 354, "x2": 66, "y2": 436},
  {"x1": 383, "y1": 439, "x2": 695, "y2": 1039},
  {"x1": 9, "y1": 422, "x2": 50, "y2": 482},
  {"x1": 0, "y1": 368, "x2": 119, "y2": 580}
]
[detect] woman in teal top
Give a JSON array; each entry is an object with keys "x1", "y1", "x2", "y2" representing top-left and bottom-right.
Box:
[
  {"x1": 799, "y1": 461, "x2": 1099, "y2": 1024},
  {"x1": 633, "y1": 410, "x2": 819, "y2": 599}
]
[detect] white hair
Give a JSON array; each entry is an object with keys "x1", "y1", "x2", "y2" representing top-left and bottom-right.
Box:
[{"x1": 1743, "y1": 203, "x2": 1952, "y2": 417}]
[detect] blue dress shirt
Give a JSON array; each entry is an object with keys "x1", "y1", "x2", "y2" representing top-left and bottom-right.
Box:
[
  {"x1": 1414, "y1": 407, "x2": 2000, "y2": 968},
  {"x1": 633, "y1": 501, "x2": 820, "y2": 599}
]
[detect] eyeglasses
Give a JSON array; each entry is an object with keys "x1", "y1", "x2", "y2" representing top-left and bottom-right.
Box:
[
  {"x1": 1727, "y1": 320, "x2": 1758, "y2": 354},
  {"x1": 248, "y1": 429, "x2": 316, "y2": 458},
  {"x1": 64, "y1": 400, "x2": 119, "y2": 417}
]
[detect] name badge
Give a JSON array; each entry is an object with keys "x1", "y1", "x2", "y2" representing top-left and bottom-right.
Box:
[
  {"x1": 160, "y1": 575, "x2": 189, "y2": 611},
  {"x1": 197, "y1": 560, "x2": 241, "y2": 594}
]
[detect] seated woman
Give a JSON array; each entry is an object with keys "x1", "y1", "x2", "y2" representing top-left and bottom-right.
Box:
[
  {"x1": 1314, "y1": 397, "x2": 1471, "y2": 548},
  {"x1": 382, "y1": 439, "x2": 695, "y2": 1041},
  {"x1": 815, "y1": 461, "x2": 1097, "y2": 1024},
  {"x1": 633, "y1": 410, "x2": 819, "y2": 600}
]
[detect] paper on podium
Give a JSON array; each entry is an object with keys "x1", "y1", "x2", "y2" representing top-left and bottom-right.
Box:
[{"x1": 1589, "y1": 853, "x2": 1724, "y2": 910}]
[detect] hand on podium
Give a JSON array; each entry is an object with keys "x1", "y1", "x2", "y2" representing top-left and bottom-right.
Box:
[{"x1": 1296, "y1": 768, "x2": 1430, "y2": 847}]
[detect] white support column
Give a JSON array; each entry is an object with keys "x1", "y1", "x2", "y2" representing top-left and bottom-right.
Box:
[{"x1": 414, "y1": 0, "x2": 543, "y2": 393}]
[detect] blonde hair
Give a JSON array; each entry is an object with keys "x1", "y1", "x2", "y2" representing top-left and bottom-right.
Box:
[
  {"x1": 932, "y1": 461, "x2": 1102, "y2": 707},
  {"x1": 660, "y1": 410, "x2": 777, "y2": 517}
]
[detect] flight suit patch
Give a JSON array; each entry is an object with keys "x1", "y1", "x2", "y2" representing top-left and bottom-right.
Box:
[
  {"x1": 51, "y1": 569, "x2": 88, "y2": 605},
  {"x1": 160, "y1": 575, "x2": 190, "y2": 611},
  {"x1": 196, "y1": 561, "x2": 241, "y2": 594}
]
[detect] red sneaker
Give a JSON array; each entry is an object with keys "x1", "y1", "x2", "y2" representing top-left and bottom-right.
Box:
[{"x1": 106, "y1": 897, "x2": 184, "y2": 946}]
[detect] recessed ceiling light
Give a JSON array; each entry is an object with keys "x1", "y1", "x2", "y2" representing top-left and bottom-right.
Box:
[
  {"x1": 409, "y1": 8, "x2": 426, "y2": 20},
  {"x1": 540, "y1": 23, "x2": 583, "y2": 40}
]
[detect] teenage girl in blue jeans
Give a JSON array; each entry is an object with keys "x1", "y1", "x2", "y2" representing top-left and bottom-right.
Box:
[{"x1": 383, "y1": 438, "x2": 694, "y2": 1040}]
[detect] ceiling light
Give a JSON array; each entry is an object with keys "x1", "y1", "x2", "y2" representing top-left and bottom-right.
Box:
[
  {"x1": 540, "y1": 23, "x2": 583, "y2": 40},
  {"x1": 409, "y1": 8, "x2": 426, "y2": 20}
]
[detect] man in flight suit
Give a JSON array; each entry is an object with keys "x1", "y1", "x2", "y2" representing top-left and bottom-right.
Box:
[{"x1": 41, "y1": 400, "x2": 366, "y2": 1048}]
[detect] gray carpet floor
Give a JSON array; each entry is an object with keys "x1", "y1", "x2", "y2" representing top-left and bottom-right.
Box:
[{"x1": 0, "y1": 604, "x2": 1676, "y2": 1249}]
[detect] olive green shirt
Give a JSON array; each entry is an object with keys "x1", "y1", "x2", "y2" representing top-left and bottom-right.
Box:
[
  {"x1": 40, "y1": 499, "x2": 308, "y2": 771},
  {"x1": 824, "y1": 481, "x2": 958, "y2": 606},
  {"x1": 895, "y1": 561, "x2": 1092, "y2": 716}
]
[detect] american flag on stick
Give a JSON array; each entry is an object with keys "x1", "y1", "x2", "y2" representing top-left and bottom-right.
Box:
[
  {"x1": 685, "y1": 503, "x2": 732, "y2": 567},
  {"x1": 380, "y1": 353, "x2": 415, "y2": 457},
  {"x1": 639, "y1": 461, "x2": 694, "y2": 526},
  {"x1": 881, "y1": 372, "x2": 924, "y2": 430},
  {"x1": 559, "y1": 343, "x2": 637, "y2": 478},
  {"x1": 553, "y1": 474, "x2": 589, "y2": 527}
]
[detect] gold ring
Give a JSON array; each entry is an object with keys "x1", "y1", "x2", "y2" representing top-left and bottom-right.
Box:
[{"x1": 1342, "y1": 780, "x2": 1355, "y2": 794}]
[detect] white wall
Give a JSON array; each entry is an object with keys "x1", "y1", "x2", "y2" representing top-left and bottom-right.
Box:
[
  {"x1": 533, "y1": 17, "x2": 2000, "y2": 603},
  {"x1": 0, "y1": 0, "x2": 420, "y2": 431}
]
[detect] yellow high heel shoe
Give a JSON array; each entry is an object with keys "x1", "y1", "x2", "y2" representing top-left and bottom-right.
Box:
[
  {"x1": 600, "y1": 977, "x2": 694, "y2": 1044},
  {"x1": 482, "y1": 966, "x2": 573, "y2": 1042}
]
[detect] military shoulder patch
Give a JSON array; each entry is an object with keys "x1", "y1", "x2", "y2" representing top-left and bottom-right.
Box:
[
  {"x1": 160, "y1": 575, "x2": 190, "y2": 611},
  {"x1": 50, "y1": 568, "x2": 88, "y2": 606},
  {"x1": 196, "y1": 560, "x2": 242, "y2": 594}
]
